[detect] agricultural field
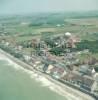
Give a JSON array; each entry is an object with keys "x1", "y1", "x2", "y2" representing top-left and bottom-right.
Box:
[{"x1": 0, "y1": 12, "x2": 98, "y2": 58}]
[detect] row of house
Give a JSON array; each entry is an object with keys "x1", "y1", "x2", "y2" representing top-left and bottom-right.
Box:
[
  {"x1": 1, "y1": 36, "x2": 97, "y2": 94},
  {"x1": 53, "y1": 32, "x2": 81, "y2": 48},
  {"x1": 45, "y1": 64, "x2": 66, "y2": 79},
  {"x1": 40, "y1": 61, "x2": 97, "y2": 93},
  {"x1": 61, "y1": 71, "x2": 97, "y2": 93}
]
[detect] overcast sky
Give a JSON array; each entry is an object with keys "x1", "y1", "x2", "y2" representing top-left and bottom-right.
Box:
[{"x1": 0, "y1": 0, "x2": 98, "y2": 15}]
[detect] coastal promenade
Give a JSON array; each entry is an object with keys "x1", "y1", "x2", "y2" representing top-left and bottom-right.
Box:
[{"x1": 0, "y1": 49, "x2": 95, "y2": 100}]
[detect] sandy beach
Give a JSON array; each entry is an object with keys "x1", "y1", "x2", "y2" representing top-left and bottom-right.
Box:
[{"x1": 0, "y1": 49, "x2": 95, "y2": 100}]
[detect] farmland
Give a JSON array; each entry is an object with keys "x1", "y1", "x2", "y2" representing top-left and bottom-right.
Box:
[{"x1": 0, "y1": 12, "x2": 98, "y2": 58}]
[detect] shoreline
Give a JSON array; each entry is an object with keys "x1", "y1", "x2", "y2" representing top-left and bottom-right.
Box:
[{"x1": 0, "y1": 49, "x2": 95, "y2": 100}]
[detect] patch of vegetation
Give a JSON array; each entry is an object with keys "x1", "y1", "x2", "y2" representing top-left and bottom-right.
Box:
[
  {"x1": 44, "y1": 38, "x2": 56, "y2": 48},
  {"x1": 75, "y1": 40, "x2": 98, "y2": 53},
  {"x1": 50, "y1": 47, "x2": 65, "y2": 55}
]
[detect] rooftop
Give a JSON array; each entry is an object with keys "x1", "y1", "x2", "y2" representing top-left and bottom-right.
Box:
[{"x1": 62, "y1": 71, "x2": 95, "y2": 88}]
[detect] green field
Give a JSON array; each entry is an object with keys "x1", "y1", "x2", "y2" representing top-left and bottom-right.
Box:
[{"x1": 0, "y1": 12, "x2": 98, "y2": 58}]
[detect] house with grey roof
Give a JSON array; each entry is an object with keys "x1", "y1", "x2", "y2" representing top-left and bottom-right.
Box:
[{"x1": 61, "y1": 71, "x2": 97, "y2": 93}]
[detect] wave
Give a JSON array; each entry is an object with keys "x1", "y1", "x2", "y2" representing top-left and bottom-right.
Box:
[
  {"x1": 20, "y1": 69, "x2": 80, "y2": 100},
  {"x1": 0, "y1": 53, "x2": 82, "y2": 100},
  {"x1": 0, "y1": 53, "x2": 23, "y2": 70}
]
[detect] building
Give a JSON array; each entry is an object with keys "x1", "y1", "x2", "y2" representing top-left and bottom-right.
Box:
[
  {"x1": 31, "y1": 38, "x2": 40, "y2": 48},
  {"x1": 64, "y1": 32, "x2": 72, "y2": 37},
  {"x1": 50, "y1": 66, "x2": 66, "y2": 79},
  {"x1": 61, "y1": 71, "x2": 97, "y2": 93},
  {"x1": 23, "y1": 55, "x2": 31, "y2": 61},
  {"x1": 79, "y1": 65, "x2": 96, "y2": 76},
  {"x1": 45, "y1": 64, "x2": 54, "y2": 74},
  {"x1": 66, "y1": 35, "x2": 81, "y2": 48},
  {"x1": 34, "y1": 61, "x2": 44, "y2": 71},
  {"x1": 15, "y1": 45, "x2": 23, "y2": 51}
]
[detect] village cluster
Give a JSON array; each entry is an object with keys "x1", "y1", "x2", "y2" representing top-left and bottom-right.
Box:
[{"x1": 0, "y1": 32, "x2": 98, "y2": 97}]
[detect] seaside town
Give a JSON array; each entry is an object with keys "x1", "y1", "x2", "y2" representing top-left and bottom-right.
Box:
[
  {"x1": 1, "y1": 9, "x2": 98, "y2": 100},
  {"x1": 0, "y1": 19, "x2": 98, "y2": 99},
  {"x1": 1, "y1": 0, "x2": 98, "y2": 100}
]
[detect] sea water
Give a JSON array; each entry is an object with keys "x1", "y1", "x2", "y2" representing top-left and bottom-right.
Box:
[{"x1": 0, "y1": 56, "x2": 67, "y2": 100}]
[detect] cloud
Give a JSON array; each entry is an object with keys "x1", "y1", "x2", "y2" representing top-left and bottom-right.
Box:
[{"x1": 0, "y1": 0, "x2": 98, "y2": 15}]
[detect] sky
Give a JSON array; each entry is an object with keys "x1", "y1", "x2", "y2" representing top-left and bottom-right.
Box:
[{"x1": 0, "y1": 0, "x2": 98, "y2": 15}]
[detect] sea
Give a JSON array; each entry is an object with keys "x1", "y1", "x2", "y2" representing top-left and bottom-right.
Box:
[{"x1": 0, "y1": 54, "x2": 68, "y2": 100}]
